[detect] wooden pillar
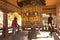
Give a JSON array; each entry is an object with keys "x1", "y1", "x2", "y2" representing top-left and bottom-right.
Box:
[{"x1": 2, "y1": 13, "x2": 8, "y2": 37}]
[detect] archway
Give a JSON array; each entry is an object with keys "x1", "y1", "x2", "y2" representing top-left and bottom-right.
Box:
[{"x1": 8, "y1": 12, "x2": 22, "y2": 33}]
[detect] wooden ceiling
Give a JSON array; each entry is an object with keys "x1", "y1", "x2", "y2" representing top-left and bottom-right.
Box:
[
  {"x1": 46, "y1": 0, "x2": 58, "y2": 6},
  {"x1": 0, "y1": 0, "x2": 58, "y2": 14},
  {"x1": 0, "y1": 0, "x2": 59, "y2": 8},
  {"x1": 6, "y1": 0, "x2": 58, "y2": 6}
]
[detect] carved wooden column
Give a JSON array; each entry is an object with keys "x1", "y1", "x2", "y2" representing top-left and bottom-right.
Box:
[{"x1": 2, "y1": 12, "x2": 8, "y2": 37}]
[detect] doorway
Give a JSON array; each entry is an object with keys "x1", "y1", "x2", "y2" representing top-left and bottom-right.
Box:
[{"x1": 8, "y1": 12, "x2": 22, "y2": 33}]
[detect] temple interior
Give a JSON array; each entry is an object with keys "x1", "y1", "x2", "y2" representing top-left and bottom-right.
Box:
[{"x1": 0, "y1": 0, "x2": 60, "y2": 40}]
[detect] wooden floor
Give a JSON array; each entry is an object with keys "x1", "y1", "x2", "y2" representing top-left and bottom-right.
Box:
[{"x1": 0, "y1": 31, "x2": 60, "y2": 40}]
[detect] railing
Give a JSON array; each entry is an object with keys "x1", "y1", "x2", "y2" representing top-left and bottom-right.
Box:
[{"x1": 0, "y1": 26, "x2": 20, "y2": 35}]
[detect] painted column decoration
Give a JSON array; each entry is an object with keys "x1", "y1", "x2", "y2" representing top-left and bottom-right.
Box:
[{"x1": 3, "y1": 12, "x2": 8, "y2": 37}]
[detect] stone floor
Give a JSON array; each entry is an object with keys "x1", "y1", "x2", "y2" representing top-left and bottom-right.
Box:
[{"x1": 0, "y1": 31, "x2": 60, "y2": 40}]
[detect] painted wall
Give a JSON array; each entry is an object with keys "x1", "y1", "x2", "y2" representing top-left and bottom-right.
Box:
[{"x1": 56, "y1": 4, "x2": 60, "y2": 29}]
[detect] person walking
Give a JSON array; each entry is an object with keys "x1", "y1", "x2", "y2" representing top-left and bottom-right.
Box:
[
  {"x1": 12, "y1": 17, "x2": 18, "y2": 36},
  {"x1": 48, "y1": 14, "x2": 53, "y2": 37}
]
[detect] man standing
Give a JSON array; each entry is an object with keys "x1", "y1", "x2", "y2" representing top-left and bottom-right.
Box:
[
  {"x1": 48, "y1": 14, "x2": 53, "y2": 26},
  {"x1": 48, "y1": 14, "x2": 53, "y2": 37}
]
